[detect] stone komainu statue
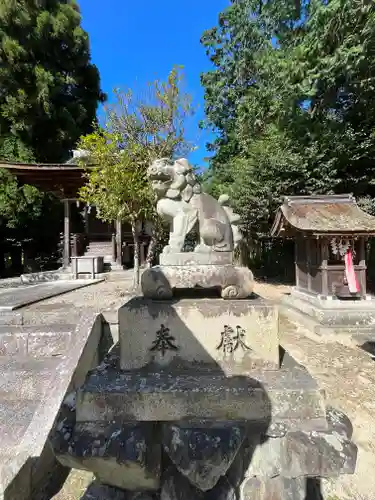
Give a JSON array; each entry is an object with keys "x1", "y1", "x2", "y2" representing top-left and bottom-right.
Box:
[{"x1": 147, "y1": 158, "x2": 242, "y2": 254}]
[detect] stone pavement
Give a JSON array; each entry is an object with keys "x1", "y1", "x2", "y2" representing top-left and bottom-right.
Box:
[
  {"x1": 0, "y1": 280, "x2": 103, "y2": 311},
  {"x1": 22, "y1": 270, "x2": 135, "y2": 314}
]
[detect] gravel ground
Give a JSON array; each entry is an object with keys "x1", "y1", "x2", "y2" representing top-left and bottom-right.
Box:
[{"x1": 48, "y1": 278, "x2": 373, "y2": 499}]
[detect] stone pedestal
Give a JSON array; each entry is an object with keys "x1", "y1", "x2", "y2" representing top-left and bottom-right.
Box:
[
  {"x1": 282, "y1": 288, "x2": 375, "y2": 340},
  {"x1": 141, "y1": 252, "x2": 254, "y2": 299},
  {"x1": 50, "y1": 291, "x2": 357, "y2": 499},
  {"x1": 118, "y1": 297, "x2": 279, "y2": 372},
  {"x1": 75, "y1": 362, "x2": 327, "y2": 427}
]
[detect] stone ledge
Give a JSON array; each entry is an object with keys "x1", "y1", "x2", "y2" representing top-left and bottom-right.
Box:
[
  {"x1": 0, "y1": 324, "x2": 75, "y2": 357},
  {"x1": 0, "y1": 311, "x2": 110, "y2": 499},
  {"x1": 228, "y1": 405, "x2": 356, "y2": 483},
  {"x1": 76, "y1": 363, "x2": 326, "y2": 430},
  {"x1": 281, "y1": 429, "x2": 357, "y2": 478}
]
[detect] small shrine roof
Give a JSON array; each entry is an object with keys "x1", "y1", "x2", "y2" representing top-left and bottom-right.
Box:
[
  {"x1": 271, "y1": 194, "x2": 375, "y2": 236},
  {"x1": 0, "y1": 161, "x2": 90, "y2": 199}
]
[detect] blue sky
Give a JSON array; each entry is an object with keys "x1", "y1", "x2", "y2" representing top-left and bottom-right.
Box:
[{"x1": 78, "y1": 0, "x2": 230, "y2": 168}]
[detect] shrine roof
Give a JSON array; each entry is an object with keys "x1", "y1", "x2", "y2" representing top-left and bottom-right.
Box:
[
  {"x1": 0, "y1": 161, "x2": 91, "y2": 199},
  {"x1": 271, "y1": 194, "x2": 375, "y2": 236}
]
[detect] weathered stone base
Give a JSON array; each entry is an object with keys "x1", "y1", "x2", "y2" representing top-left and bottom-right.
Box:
[
  {"x1": 53, "y1": 395, "x2": 356, "y2": 499},
  {"x1": 53, "y1": 418, "x2": 161, "y2": 491},
  {"x1": 51, "y1": 345, "x2": 357, "y2": 496},
  {"x1": 282, "y1": 288, "x2": 375, "y2": 340},
  {"x1": 141, "y1": 263, "x2": 254, "y2": 300},
  {"x1": 50, "y1": 300, "x2": 357, "y2": 499},
  {"x1": 75, "y1": 351, "x2": 326, "y2": 429}
]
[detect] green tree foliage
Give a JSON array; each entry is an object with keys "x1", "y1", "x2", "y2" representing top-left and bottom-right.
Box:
[
  {"x1": 0, "y1": 0, "x2": 105, "y2": 162},
  {"x1": 0, "y1": 169, "x2": 44, "y2": 228},
  {"x1": 0, "y1": 169, "x2": 61, "y2": 274},
  {"x1": 201, "y1": 0, "x2": 375, "y2": 242},
  {"x1": 79, "y1": 67, "x2": 194, "y2": 285}
]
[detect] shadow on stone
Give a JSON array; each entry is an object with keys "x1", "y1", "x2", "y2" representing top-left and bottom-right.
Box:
[
  {"x1": 357, "y1": 340, "x2": 375, "y2": 360},
  {"x1": 305, "y1": 478, "x2": 324, "y2": 500}
]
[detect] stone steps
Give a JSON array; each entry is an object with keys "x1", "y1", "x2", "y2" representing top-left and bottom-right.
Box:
[
  {"x1": 82, "y1": 251, "x2": 115, "y2": 267},
  {"x1": 86, "y1": 243, "x2": 113, "y2": 249},
  {"x1": 85, "y1": 251, "x2": 112, "y2": 257},
  {"x1": 85, "y1": 245, "x2": 113, "y2": 254},
  {"x1": 84, "y1": 252, "x2": 112, "y2": 257},
  {"x1": 84, "y1": 243, "x2": 114, "y2": 265}
]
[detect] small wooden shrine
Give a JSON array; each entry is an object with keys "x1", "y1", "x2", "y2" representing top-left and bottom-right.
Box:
[{"x1": 271, "y1": 195, "x2": 375, "y2": 300}]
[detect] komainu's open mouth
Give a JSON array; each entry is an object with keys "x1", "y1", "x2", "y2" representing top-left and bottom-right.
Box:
[{"x1": 149, "y1": 172, "x2": 171, "y2": 182}]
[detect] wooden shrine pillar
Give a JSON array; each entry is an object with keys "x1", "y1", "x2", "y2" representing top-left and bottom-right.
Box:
[
  {"x1": 83, "y1": 205, "x2": 89, "y2": 236},
  {"x1": 358, "y1": 237, "x2": 367, "y2": 299},
  {"x1": 306, "y1": 237, "x2": 312, "y2": 293},
  {"x1": 321, "y1": 238, "x2": 329, "y2": 298},
  {"x1": 63, "y1": 199, "x2": 71, "y2": 268}
]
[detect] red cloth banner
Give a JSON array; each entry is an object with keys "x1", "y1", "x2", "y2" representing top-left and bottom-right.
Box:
[{"x1": 344, "y1": 249, "x2": 360, "y2": 294}]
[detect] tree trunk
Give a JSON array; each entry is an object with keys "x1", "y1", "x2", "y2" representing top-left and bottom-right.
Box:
[
  {"x1": 131, "y1": 220, "x2": 140, "y2": 288},
  {"x1": 145, "y1": 235, "x2": 157, "y2": 268}
]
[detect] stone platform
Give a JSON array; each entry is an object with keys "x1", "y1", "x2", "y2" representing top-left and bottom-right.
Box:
[
  {"x1": 49, "y1": 289, "x2": 358, "y2": 498},
  {"x1": 282, "y1": 288, "x2": 375, "y2": 340},
  {"x1": 0, "y1": 310, "x2": 112, "y2": 500}
]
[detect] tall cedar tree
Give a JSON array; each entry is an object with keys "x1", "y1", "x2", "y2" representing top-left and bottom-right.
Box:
[{"x1": 0, "y1": 0, "x2": 105, "y2": 162}]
